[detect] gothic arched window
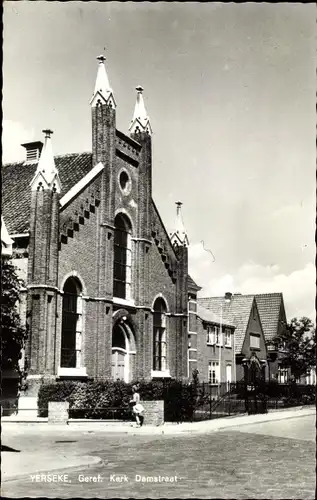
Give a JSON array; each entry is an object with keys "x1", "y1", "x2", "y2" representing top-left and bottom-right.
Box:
[
  {"x1": 153, "y1": 298, "x2": 167, "y2": 371},
  {"x1": 61, "y1": 277, "x2": 83, "y2": 368},
  {"x1": 113, "y1": 214, "x2": 132, "y2": 300}
]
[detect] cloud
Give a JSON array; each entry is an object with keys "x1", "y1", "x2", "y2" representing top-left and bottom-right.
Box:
[
  {"x1": 189, "y1": 243, "x2": 315, "y2": 322},
  {"x1": 2, "y1": 120, "x2": 35, "y2": 163}
]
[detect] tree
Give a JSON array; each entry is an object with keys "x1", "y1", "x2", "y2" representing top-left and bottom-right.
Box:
[
  {"x1": 273, "y1": 317, "x2": 316, "y2": 380},
  {"x1": 1, "y1": 259, "x2": 27, "y2": 381}
]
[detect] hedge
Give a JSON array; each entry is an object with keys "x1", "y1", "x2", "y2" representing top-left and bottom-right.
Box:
[{"x1": 37, "y1": 379, "x2": 200, "y2": 422}]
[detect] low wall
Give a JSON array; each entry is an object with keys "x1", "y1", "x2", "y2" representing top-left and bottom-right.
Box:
[
  {"x1": 142, "y1": 400, "x2": 164, "y2": 426},
  {"x1": 48, "y1": 402, "x2": 69, "y2": 424}
]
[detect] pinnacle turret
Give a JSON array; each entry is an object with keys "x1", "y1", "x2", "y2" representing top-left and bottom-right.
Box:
[
  {"x1": 170, "y1": 201, "x2": 189, "y2": 247},
  {"x1": 129, "y1": 86, "x2": 152, "y2": 135},
  {"x1": 30, "y1": 129, "x2": 61, "y2": 192},
  {"x1": 90, "y1": 54, "x2": 116, "y2": 108}
]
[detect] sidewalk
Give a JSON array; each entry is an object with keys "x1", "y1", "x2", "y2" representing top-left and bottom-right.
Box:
[
  {"x1": 2, "y1": 405, "x2": 314, "y2": 433},
  {"x1": 2, "y1": 406, "x2": 314, "y2": 482}
]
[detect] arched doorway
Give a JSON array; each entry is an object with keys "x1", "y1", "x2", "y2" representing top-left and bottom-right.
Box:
[{"x1": 111, "y1": 320, "x2": 136, "y2": 382}]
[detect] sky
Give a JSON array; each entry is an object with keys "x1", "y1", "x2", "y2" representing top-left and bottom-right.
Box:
[{"x1": 3, "y1": 2, "x2": 316, "y2": 321}]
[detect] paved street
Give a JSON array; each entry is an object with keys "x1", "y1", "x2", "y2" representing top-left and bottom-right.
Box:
[{"x1": 2, "y1": 414, "x2": 315, "y2": 499}]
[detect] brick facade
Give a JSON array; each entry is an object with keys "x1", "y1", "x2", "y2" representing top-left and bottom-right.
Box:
[
  {"x1": 196, "y1": 317, "x2": 235, "y2": 384},
  {"x1": 15, "y1": 79, "x2": 189, "y2": 393}
]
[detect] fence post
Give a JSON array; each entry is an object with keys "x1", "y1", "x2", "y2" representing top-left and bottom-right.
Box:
[
  {"x1": 228, "y1": 389, "x2": 231, "y2": 416},
  {"x1": 209, "y1": 383, "x2": 212, "y2": 418}
]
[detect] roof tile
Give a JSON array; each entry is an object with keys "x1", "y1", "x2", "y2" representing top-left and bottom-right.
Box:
[{"x1": 2, "y1": 152, "x2": 93, "y2": 234}]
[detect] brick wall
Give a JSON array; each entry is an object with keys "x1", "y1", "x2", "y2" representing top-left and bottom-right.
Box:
[
  {"x1": 196, "y1": 317, "x2": 235, "y2": 383},
  {"x1": 58, "y1": 176, "x2": 102, "y2": 296}
]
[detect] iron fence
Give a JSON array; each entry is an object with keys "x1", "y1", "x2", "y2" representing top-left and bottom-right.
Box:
[{"x1": 191, "y1": 381, "x2": 316, "y2": 421}]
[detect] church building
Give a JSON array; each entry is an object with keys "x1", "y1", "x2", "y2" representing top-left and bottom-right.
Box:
[{"x1": 2, "y1": 55, "x2": 190, "y2": 396}]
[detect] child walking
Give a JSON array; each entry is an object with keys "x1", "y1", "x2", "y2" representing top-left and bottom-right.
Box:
[{"x1": 130, "y1": 384, "x2": 144, "y2": 427}]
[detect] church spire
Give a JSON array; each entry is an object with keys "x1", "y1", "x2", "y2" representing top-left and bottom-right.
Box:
[
  {"x1": 30, "y1": 129, "x2": 61, "y2": 192},
  {"x1": 170, "y1": 201, "x2": 189, "y2": 247},
  {"x1": 90, "y1": 54, "x2": 116, "y2": 108},
  {"x1": 129, "y1": 86, "x2": 152, "y2": 135}
]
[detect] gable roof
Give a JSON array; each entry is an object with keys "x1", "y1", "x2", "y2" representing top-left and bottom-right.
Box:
[
  {"x1": 253, "y1": 293, "x2": 286, "y2": 341},
  {"x1": 187, "y1": 274, "x2": 202, "y2": 292},
  {"x1": 198, "y1": 295, "x2": 255, "y2": 353},
  {"x1": 2, "y1": 152, "x2": 93, "y2": 234}
]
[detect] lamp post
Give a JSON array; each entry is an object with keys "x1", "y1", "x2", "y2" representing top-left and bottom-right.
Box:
[{"x1": 218, "y1": 292, "x2": 232, "y2": 398}]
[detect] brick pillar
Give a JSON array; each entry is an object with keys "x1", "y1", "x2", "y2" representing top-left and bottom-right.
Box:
[
  {"x1": 92, "y1": 101, "x2": 116, "y2": 379},
  {"x1": 175, "y1": 245, "x2": 189, "y2": 380},
  {"x1": 130, "y1": 131, "x2": 152, "y2": 379},
  {"x1": 135, "y1": 309, "x2": 152, "y2": 381},
  {"x1": 142, "y1": 400, "x2": 164, "y2": 426},
  {"x1": 26, "y1": 187, "x2": 60, "y2": 381}
]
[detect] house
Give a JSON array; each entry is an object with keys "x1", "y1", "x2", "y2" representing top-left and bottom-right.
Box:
[
  {"x1": 2, "y1": 55, "x2": 189, "y2": 402},
  {"x1": 186, "y1": 276, "x2": 236, "y2": 392},
  {"x1": 198, "y1": 294, "x2": 268, "y2": 382},
  {"x1": 196, "y1": 304, "x2": 236, "y2": 396},
  {"x1": 251, "y1": 293, "x2": 288, "y2": 382}
]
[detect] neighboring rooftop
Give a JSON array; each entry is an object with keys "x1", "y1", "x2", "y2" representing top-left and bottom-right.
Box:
[
  {"x1": 245, "y1": 293, "x2": 286, "y2": 341},
  {"x1": 196, "y1": 303, "x2": 235, "y2": 328},
  {"x1": 198, "y1": 295, "x2": 255, "y2": 353}
]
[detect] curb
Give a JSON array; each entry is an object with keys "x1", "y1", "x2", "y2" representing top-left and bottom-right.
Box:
[
  {"x1": 179, "y1": 410, "x2": 315, "y2": 435},
  {"x1": 2, "y1": 455, "x2": 103, "y2": 483},
  {"x1": 2, "y1": 407, "x2": 314, "y2": 435}
]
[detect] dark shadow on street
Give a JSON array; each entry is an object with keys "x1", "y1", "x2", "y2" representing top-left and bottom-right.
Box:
[{"x1": 1, "y1": 444, "x2": 21, "y2": 452}]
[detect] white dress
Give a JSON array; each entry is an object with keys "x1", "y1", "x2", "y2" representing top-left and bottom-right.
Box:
[{"x1": 132, "y1": 392, "x2": 144, "y2": 414}]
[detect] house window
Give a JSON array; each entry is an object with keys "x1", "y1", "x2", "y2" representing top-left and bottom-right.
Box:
[
  {"x1": 306, "y1": 368, "x2": 316, "y2": 385},
  {"x1": 250, "y1": 334, "x2": 260, "y2": 349},
  {"x1": 113, "y1": 214, "x2": 132, "y2": 300},
  {"x1": 153, "y1": 298, "x2": 167, "y2": 371},
  {"x1": 215, "y1": 326, "x2": 222, "y2": 346},
  {"x1": 224, "y1": 328, "x2": 232, "y2": 347},
  {"x1": 226, "y1": 364, "x2": 232, "y2": 388},
  {"x1": 208, "y1": 361, "x2": 219, "y2": 384},
  {"x1": 61, "y1": 277, "x2": 83, "y2": 368},
  {"x1": 206, "y1": 325, "x2": 216, "y2": 345},
  {"x1": 278, "y1": 367, "x2": 289, "y2": 384}
]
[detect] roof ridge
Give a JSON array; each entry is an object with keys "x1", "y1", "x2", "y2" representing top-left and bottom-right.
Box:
[
  {"x1": 54, "y1": 151, "x2": 92, "y2": 159},
  {"x1": 254, "y1": 292, "x2": 282, "y2": 296},
  {"x1": 2, "y1": 150, "x2": 92, "y2": 167}
]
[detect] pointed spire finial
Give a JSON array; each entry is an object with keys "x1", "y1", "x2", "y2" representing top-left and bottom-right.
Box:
[
  {"x1": 42, "y1": 129, "x2": 53, "y2": 139},
  {"x1": 170, "y1": 201, "x2": 189, "y2": 247},
  {"x1": 129, "y1": 85, "x2": 152, "y2": 135},
  {"x1": 97, "y1": 54, "x2": 106, "y2": 63},
  {"x1": 90, "y1": 54, "x2": 116, "y2": 108},
  {"x1": 176, "y1": 201, "x2": 183, "y2": 213},
  {"x1": 29, "y1": 128, "x2": 61, "y2": 193}
]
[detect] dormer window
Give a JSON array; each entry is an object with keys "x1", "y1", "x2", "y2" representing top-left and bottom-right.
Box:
[{"x1": 21, "y1": 141, "x2": 43, "y2": 163}]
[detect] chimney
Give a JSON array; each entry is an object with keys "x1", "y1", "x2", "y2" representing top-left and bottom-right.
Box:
[{"x1": 21, "y1": 141, "x2": 43, "y2": 163}]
